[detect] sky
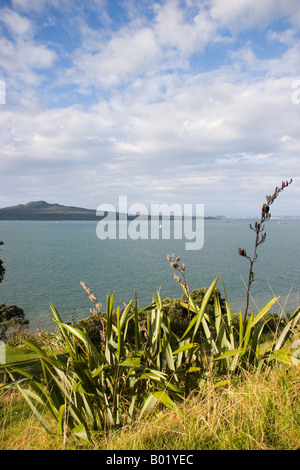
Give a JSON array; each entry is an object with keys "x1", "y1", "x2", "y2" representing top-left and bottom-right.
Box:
[{"x1": 0, "y1": 0, "x2": 300, "y2": 216}]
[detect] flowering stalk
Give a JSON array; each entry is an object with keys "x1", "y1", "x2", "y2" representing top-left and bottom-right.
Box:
[
  {"x1": 80, "y1": 281, "x2": 105, "y2": 342},
  {"x1": 239, "y1": 179, "x2": 293, "y2": 332},
  {"x1": 166, "y1": 253, "x2": 191, "y2": 320}
]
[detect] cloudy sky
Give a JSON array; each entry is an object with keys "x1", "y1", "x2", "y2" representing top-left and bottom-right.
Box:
[{"x1": 0, "y1": 0, "x2": 299, "y2": 216}]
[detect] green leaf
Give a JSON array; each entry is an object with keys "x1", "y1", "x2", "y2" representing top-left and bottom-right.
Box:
[
  {"x1": 54, "y1": 321, "x2": 102, "y2": 363},
  {"x1": 139, "y1": 393, "x2": 158, "y2": 418},
  {"x1": 215, "y1": 377, "x2": 238, "y2": 387},
  {"x1": 163, "y1": 381, "x2": 183, "y2": 394},
  {"x1": 120, "y1": 300, "x2": 133, "y2": 330},
  {"x1": 72, "y1": 423, "x2": 92, "y2": 443},
  {"x1": 50, "y1": 304, "x2": 76, "y2": 357},
  {"x1": 153, "y1": 391, "x2": 177, "y2": 410},
  {"x1": 163, "y1": 334, "x2": 175, "y2": 372},
  {"x1": 134, "y1": 290, "x2": 141, "y2": 350},
  {"x1": 140, "y1": 370, "x2": 167, "y2": 382},
  {"x1": 14, "y1": 382, "x2": 54, "y2": 435},
  {"x1": 186, "y1": 366, "x2": 201, "y2": 373},
  {"x1": 243, "y1": 314, "x2": 254, "y2": 350},
  {"x1": 152, "y1": 298, "x2": 164, "y2": 344},
  {"x1": 252, "y1": 297, "x2": 280, "y2": 327},
  {"x1": 215, "y1": 348, "x2": 240, "y2": 361},
  {"x1": 119, "y1": 357, "x2": 143, "y2": 369},
  {"x1": 181, "y1": 276, "x2": 219, "y2": 341},
  {"x1": 172, "y1": 343, "x2": 198, "y2": 355},
  {"x1": 273, "y1": 306, "x2": 300, "y2": 351},
  {"x1": 58, "y1": 404, "x2": 66, "y2": 436},
  {"x1": 55, "y1": 322, "x2": 92, "y2": 347},
  {"x1": 250, "y1": 317, "x2": 271, "y2": 361},
  {"x1": 269, "y1": 349, "x2": 296, "y2": 365}
]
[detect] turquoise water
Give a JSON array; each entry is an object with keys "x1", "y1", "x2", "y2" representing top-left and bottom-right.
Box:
[{"x1": 0, "y1": 219, "x2": 299, "y2": 331}]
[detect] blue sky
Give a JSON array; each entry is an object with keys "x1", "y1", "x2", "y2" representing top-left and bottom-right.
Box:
[{"x1": 0, "y1": 0, "x2": 299, "y2": 216}]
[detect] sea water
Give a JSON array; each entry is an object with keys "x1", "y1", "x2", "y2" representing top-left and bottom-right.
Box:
[{"x1": 0, "y1": 218, "x2": 299, "y2": 331}]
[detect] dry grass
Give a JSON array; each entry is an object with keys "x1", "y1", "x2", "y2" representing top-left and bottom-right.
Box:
[
  {"x1": 98, "y1": 363, "x2": 300, "y2": 450},
  {"x1": 1, "y1": 363, "x2": 299, "y2": 450}
]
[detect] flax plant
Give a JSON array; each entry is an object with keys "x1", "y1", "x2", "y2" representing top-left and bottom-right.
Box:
[
  {"x1": 0, "y1": 287, "x2": 185, "y2": 442},
  {"x1": 1, "y1": 263, "x2": 299, "y2": 443},
  {"x1": 167, "y1": 256, "x2": 300, "y2": 379}
]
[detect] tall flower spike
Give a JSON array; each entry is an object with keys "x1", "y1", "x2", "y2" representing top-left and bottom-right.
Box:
[{"x1": 239, "y1": 179, "x2": 293, "y2": 332}]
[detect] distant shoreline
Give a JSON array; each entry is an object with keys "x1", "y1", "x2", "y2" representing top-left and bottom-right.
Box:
[
  {"x1": 0, "y1": 201, "x2": 299, "y2": 221},
  {"x1": 0, "y1": 200, "x2": 224, "y2": 221}
]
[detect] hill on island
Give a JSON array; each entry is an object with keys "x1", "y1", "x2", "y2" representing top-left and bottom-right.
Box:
[
  {"x1": 0, "y1": 201, "x2": 150, "y2": 221},
  {"x1": 0, "y1": 201, "x2": 100, "y2": 220}
]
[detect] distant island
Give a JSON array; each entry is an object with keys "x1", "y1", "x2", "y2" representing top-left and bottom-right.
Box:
[
  {"x1": 0, "y1": 201, "x2": 223, "y2": 221},
  {"x1": 0, "y1": 201, "x2": 100, "y2": 220}
]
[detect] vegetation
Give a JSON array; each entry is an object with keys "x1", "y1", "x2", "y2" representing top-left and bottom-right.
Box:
[
  {"x1": 0, "y1": 201, "x2": 99, "y2": 221},
  {"x1": 0, "y1": 362, "x2": 299, "y2": 450},
  {"x1": 0, "y1": 180, "x2": 299, "y2": 450},
  {"x1": 1, "y1": 277, "x2": 299, "y2": 445},
  {"x1": 0, "y1": 304, "x2": 29, "y2": 342}
]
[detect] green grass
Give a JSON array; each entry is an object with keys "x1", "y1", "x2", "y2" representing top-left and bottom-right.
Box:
[
  {"x1": 1, "y1": 361, "x2": 299, "y2": 450},
  {"x1": 6, "y1": 344, "x2": 39, "y2": 363}
]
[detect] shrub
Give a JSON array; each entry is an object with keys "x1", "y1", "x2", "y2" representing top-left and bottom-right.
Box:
[
  {"x1": 0, "y1": 304, "x2": 29, "y2": 342},
  {"x1": 77, "y1": 314, "x2": 104, "y2": 345}
]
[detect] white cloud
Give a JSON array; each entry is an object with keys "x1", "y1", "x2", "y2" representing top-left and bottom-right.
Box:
[
  {"x1": 210, "y1": 0, "x2": 275, "y2": 31},
  {"x1": 69, "y1": 1, "x2": 218, "y2": 89},
  {"x1": 154, "y1": 1, "x2": 216, "y2": 55},
  {"x1": 0, "y1": 7, "x2": 32, "y2": 36},
  {"x1": 0, "y1": 7, "x2": 56, "y2": 93},
  {"x1": 210, "y1": 0, "x2": 300, "y2": 32},
  {"x1": 72, "y1": 26, "x2": 159, "y2": 87},
  {"x1": 0, "y1": 0, "x2": 299, "y2": 214}
]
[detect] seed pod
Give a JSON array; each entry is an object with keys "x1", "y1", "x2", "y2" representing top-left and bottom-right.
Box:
[{"x1": 238, "y1": 248, "x2": 247, "y2": 257}]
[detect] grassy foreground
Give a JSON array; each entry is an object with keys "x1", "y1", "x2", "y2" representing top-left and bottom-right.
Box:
[
  {"x1": 1, "y1": 359, "x2": 299, "y2": 450},
  {"x1": 0, "y1": 280, "x2": 299, "y2": 450}
]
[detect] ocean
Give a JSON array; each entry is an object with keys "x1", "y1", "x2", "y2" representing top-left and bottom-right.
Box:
[{"x1": 0, "y1": 218, "x2": 299, "y2": 331}]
